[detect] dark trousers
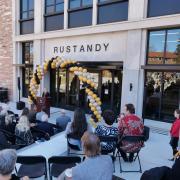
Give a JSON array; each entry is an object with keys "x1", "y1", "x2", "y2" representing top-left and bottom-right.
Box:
[
  {"x1": 119, "y1": 149, "x2": 134, "y2": 162},
  {"x1": 170, "y1": 137, "x2": 179, "y2": 156}
]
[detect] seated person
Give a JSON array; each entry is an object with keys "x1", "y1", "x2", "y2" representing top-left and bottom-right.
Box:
[
  {"x1": 36, "y1": 107, "x2": 48, "y2": 121},
  {"x1": 65, "y1": 108, "x2": 92, "y2": 149},
  {"x1": 58, "y1": 132, "x2": 113, "y2": 180},
  {"x1": 15, "y1": 116, "x2": 34, "y2": 146},
  {"x1": 56, "y1": 110, "x2": 71, "y2": 131},
  {"x1": 95, "y1": 110, "x2": 118, "y2": 151},
  {"x1": 118, "y1": 103, "x2": 144, "y2": 162},
  {"x1": 2, "y1": 115, "x2": 16, "y2": 134},
  {"x1": 35, "y1": 114, "x2": 54, "y2": 136},
  {"x1": 0, "y1": 149, "x2": 17, "y2": 180}
]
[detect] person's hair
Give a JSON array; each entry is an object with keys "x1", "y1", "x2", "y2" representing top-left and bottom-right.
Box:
[
  {"x1": 175, "y1": 109, "x2": 180, "y2": 118},
  {"x1": 71, "y1": 108, "x2": 88, "y2": 137},
  {"x1": 5, "y1": 115, "x2": 13, "y2": 126},
  {"x1": 102, "y1": 110, "x2": 115, "y2": 125},
  {"x1": 125, "y1": 104, "x2": 135, "y2": 114},
  {"x1": 16, "y1": 115, "x2": 30, "y2": 132},
  {"x1": 0, "y1": 149, "x2": 17, "y2": 176},
  {"x1": 21, "y1": 107, "x2": 29, "y2": 116},
  {"x1": 81, "y1": 132, "x2": 101, "y2": 157}
]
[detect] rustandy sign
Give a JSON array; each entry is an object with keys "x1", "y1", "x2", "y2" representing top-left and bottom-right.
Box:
[{"x1": 53, "y1": 43, "x2": 109, "y2": 54}]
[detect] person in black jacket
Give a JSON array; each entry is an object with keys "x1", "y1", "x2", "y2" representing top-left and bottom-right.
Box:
[{"x1": 35, "y1": 114, "x2": 54, "y2": 136}]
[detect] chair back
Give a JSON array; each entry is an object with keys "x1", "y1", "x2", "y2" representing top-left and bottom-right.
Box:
[
  {"x1": 122, "y1": 135, "x2": 145, "y2": 142},
  {"x1": 48, "y1": 156, "x2": 81, "y2": 178},
  {"x1": 67, "y1": 133, "x2": 81, "y2": 151},
  {"x1": 98, "y1": 135, "x2": 118, "y2": 154},
  {"x1": 16, "y1": 156, "x2": 46, "y2": 165}
]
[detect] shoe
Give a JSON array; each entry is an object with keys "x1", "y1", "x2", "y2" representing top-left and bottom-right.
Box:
[
  {"x1": 168, "y1": 158, "x2": 174, "y2": 161},
  {"x1": 128, "y1": 157, "x2": 134, "y2": 162}
]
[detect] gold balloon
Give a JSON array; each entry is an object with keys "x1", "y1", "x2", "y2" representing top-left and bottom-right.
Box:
[
  {"x1": 90, "y1": 82, "x2": 95, "y2": 87},
  {"x1": 98, "y1": 101, "x2": 102, "y2": 106},
  {"x1": 89, "y1": 103, "x2": 93, "y2": 107},
  {"x1": 94, "y1": 111, "x2": 98, "y2": 115},
  {"x1": 92, "y1": 94, "x2": 97, "y2": 99},
  {"x1": 87, "y1": 80, "x2": 91, "y2": 84},
  {"x1": 82, "y1": 77, "x2": 87, "y2": 82},
  {"x1": 91, "y1": 107, "x2": 96, "y2": 112},
  {"x1": 85, "y1": 88, "x2": 90, "y2": 93},
  {"x1": 78, "y1": 76, "x2": 83, "y2": 81},
  {"x1": 78, "y1": 67, "x2": 83, "y2": 71},
  {"x1": 88, "y1": 91, "x2": 93, "y2": 96},
  {"x1": 73, "y1": 67, "x2": 78, "y2": 71},
  {"x1": 83, "y1": 69, "x2": 87, "y2": 73},
  {"x1": 60, "y1": 63, "x2": 65, "y2": 68}
]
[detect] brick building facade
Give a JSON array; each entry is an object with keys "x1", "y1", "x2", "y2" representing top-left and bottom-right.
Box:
[{"x1": 0, "y1": 0, "x2": 13, "y2": 99}]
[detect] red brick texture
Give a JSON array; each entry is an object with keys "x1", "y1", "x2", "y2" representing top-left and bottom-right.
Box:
[{"x1": 0, "y1": 0, "x2": 13, "y2": 100}]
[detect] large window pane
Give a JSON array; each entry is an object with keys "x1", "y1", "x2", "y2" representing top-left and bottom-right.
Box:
[
  {"x1": 161, "y1": 72, "x2": 180, "y2": 122},
  {"x1": 20, "y1": 20, "x2": 34, "y2": 34},
  {"x1": 147, "y1": 30, "x2": 166, "y2": 64},
  {"x1": 148, "y1": 0, "x2": 180, "y2": 17},
  {"x1": 56, "y1": 3, "x2": 64, "y2": 12},
  {"x1": 144, "y1": 72, "x2": 162, "y2": 120},
  {"x1": 46, "y1": 5, "x2": 55, "y2": 13},
  {"x1": 29, "y1": 0, "x2": 34, "y2": 10},
  {"x1": 98, "y1": 0, "x2": 128, "y2": 24},
  {"x1": 45, "y1": 14, "x2": 64, "y2": 31},
  {"x1": 165, "y1": 29, "x2": 180, "y2": 64},
  {"x1": 68, "y1": 8, "x2": 92, "y2": 28}
]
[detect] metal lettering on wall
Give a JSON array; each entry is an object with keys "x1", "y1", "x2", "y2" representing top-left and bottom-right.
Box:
[{"x1": 53, "y1": 43, "x2": 109, "y2": 54}]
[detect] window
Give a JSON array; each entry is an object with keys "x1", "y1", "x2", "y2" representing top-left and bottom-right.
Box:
[
  {"x1": 68, "y1": 0, "x2": 93, "y2": 28},
  {"x1": 143, "y1": 71, "x2": 180, "y2": 122},
  {"x1": 147, "y1": 29, "x2": 180, "y2": 65},
  {"x1": 98, "y1": 0, "x2": 128, "y2": 24},
  {"x1": 148, "y1": 0, "x2": 180, "y2": 17},
  {"x1": 22, "y1": 42, "x2": 33, "y2": 98},
  {"x1": 20, "y1": 0, "x2": 34, "y2": 34},
  {"x1": 44, "y1": 0, "x2": 64, "y2": 31}
]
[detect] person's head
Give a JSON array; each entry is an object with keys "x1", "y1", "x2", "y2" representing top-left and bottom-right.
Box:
[
  {"x1": 21, "y1": 107, "x2": 29, "y2": 117},
  {"x1": 174, "y1": 109, "x2": 180, "y2": 119},
  {"x1": 124, "y1": 103, "x2": 135, "y2": 115},
  {"x1": 60, "y1": 109, "x2": 66, "y2": 116},
  {"x1": 0, "y1": 149, "x2": 17, "y2": 180},
  {"x1": 5, "y1": 115, "x2": 13, "y2": 126},
  {"x1": 102, "y1": 110, "x2": 115, "y2": 126},
  {"x1": 81, "y1": 132, "x2": 101, "y2": 157},
  {"x1": 71, "y1": 108, "x2": 87, "y2": 137},
  {"x1": 16, "y1": 116, "x2": 30, "y2": 132}
]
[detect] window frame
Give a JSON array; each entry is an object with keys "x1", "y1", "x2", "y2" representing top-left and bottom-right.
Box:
[
  {"x1": 146, "y1": 27, "x2": 180, "y2": 66},
  {"x1": 20, "y1": 0, "x2": 34, "y2": 21},
  {"x1": 22, "y1": 42, "x2": 33, "y2": 98}
]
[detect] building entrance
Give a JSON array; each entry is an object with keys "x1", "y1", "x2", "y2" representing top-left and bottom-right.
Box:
[{"x1": 50, "y1": 62, "x2": 123, "y2": 116}]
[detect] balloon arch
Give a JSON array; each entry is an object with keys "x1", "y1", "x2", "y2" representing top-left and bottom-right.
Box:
[{"x1": 28, "y1": 56, "x2": 102, "y2": 127}]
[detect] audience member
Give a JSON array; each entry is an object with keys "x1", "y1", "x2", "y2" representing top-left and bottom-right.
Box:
[
  {"x1": 15, "y1": 116, "x2": 34, "y2": 146},
  {"x1": 56, "y1": 110, "x2": 71, "y2": 131},
  {"x1": 3, "y1": 115, "x2": 16, "y2": 134},
  {"x1": 118, "y1": 103, "x2": 144, "y2": 162},
  {"x1": 95, "y1": 109, "x2": 118, "y2": 151},
  {"x1": 35, "y1": 113, "x2": 54, "y2": 136},
  {"x1": 36, "y1": 107, "x2": 48, "y2": 121},
  {"x1": 65, "y1": 108, "x2": 92, "y2": 149},
  {"x1": 58, "y1": 132, "x2": 113, "y2": 180},
  {"x1": 169, "y1": 109, "x2": 180, "y2": 160},
  {"x1": 0, "y1": 149, "x2": 17, "y2": 180},
  {"x1": 21, "y1": 107, "x2": 29, "y2": 117}
]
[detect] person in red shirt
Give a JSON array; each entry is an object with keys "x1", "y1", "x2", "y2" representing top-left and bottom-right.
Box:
[
  {"x1": 169, "y1": 109, "x2": 180, "y2": 160},
  {"x1": 118, "y1": 104, "x2": 144, "y2": 162}
]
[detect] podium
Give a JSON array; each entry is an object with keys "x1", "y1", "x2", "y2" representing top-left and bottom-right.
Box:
[{"x1": 36, "y1": 97, "x2": 51, "y2": 117}]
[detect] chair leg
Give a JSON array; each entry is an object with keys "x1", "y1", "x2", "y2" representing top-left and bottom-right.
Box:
[
  {"x1": 117, "y1": 152, "x2": 122, "y2": 173},
  {"x1": 137, "y1": 154, "x2": 142, "y2": 173}
]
